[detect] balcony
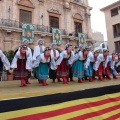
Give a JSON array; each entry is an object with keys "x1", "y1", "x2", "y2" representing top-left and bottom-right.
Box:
[
  {"x1": 0, "y1": 19, "x2": 66, "y2": 35},
  {"x1": 71, "y1": 0, "x2": 86, "y2": 6},
  {"x1": 0, "y1": 19, "x2": 92, "y2": 40},
  {"x1": 71, "y1": 32, "x2": 91, "y2": 39}
]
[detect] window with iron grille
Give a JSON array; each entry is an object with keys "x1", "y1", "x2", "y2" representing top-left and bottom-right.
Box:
[
  {"x1": 74, "y1": 22, "x2": 82, "y2": 37},
  {"x1": 49, "y1": 16, "x2": 59, "y2": 28},
  {"x1": 102, "y1": 44, "x2": 105, "y2": 48},
  {"x1": 111, "y1": 7, "x2": 118, "y2": 17},
  {"x1": 113, "y1": 23, "x2": 120, "y2": 38},
  {"x1": 115, "y1": 41, "x2": 120, "y2": 53},
  {"x1": 19, "y1": 9, "x2": 32, "y2": 25}
]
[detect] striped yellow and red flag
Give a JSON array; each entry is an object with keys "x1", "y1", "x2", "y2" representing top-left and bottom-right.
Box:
[{"x1": 0, "y1": 85, "x2": 120, "y2": 120}]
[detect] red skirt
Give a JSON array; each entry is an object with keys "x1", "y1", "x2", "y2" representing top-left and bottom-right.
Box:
[
  {"x1": 13, "y1": 59, "x2": 29, "y2": 80},
  {"x1": 97, "y1": 63, "x2": 103, "y2": 76},
  {"x1": 56, "y1": 59, "x2": 69, "y2": 79},
  {"x1": 104, "y1": 63, "x2": 110, "y2": 76}
]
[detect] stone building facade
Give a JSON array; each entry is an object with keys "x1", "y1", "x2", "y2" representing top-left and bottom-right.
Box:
[
  {"x1": 101, "y1": 1, "x2": 120, "y2": 53},
  {"x1": 0, "y1": 0, "x2": 93, "y2": 51}
]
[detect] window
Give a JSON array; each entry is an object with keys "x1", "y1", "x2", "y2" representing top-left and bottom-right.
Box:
[
  {"x1": 102, "y1": 44, "x2": 105, "y2": 48},
  {"x1": 19, "y1": 9, "x2": 32, "y2": 24},
  {"x1": 113, "y1": 23, "x2": 120, "y2": 38},
  {"x1": 111, "y1": 7, "x2": 118, "y2": 17},
  {"x1": 115, "y1": 41, "x2": 120, "y2": 53},
  {"x1": 74, "y1": 22, "x2": 82, "y2": 37},
  {"x1": 49, "y1": 16, "x2": 59, "y2": 29}
]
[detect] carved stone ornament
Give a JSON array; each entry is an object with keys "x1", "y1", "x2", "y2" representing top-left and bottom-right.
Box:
[
  {"x1": 73, "y1": 13, "x2": 83, "y2": 20},
  {"x1": 47, "y1": 7, "x2": 61, "y2": 15},
  {"x1": 64, "y1": 0, "x2": 71, "y2": 9},
  {"x1": 17, "y1": 0, "x2": 35, "y2": 8}
]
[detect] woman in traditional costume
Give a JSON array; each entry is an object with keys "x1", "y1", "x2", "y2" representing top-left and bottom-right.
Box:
[
  {"x1": 95, "y1": 49, "x2": 111, "y2": 80},
  {"x1": 116, "y1": 53, "x2": 120, "y2": 74},
  {"x1": 49, "y1": 43, "x2": 60, "y2": 83},
  {"x1": 107, "y1": 53, "x2": 118, "y2": 79},
  {"x1": 33, "y1": 47, "x2": 52, "y2": 86},
  {"x1": 72, "y1": 48, "x2": 87, "y2": 83},
  {"x1": 84, "y1": 47, "x2": 94, "y2": 82},
  {"x1": 0, "y1": 49, "x2": 10, "y2": 80},
  {"x1": 103, "y1": 50, "x2": 111, "y2": 79},
  {"x1": 17, "y1": 39, "x2": 33, "y2": 84},
  {"x1": 92, "y1": 50, "x2": 103, "y2": 80},
  {"x1": 11, "y1": 45, "x2": 32, "y2": 87},
  {"x1": 55, "y1": 43, "x2": 74, "y2": 84}
]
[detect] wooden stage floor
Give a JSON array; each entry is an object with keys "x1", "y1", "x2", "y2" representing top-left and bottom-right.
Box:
[{"x1": 0, "y1": 77, "x2": 120, "y2": 100}]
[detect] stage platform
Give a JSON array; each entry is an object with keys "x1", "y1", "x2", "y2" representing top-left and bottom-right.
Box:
[{"x1": 0, "y1": 77, "x2": 120, "y2": 100}]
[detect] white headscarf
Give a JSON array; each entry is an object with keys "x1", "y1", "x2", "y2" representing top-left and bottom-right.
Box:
[
  {"x1": 22, "y1": 39, "x2": 29, "y2": 45},
  {"x1": 37, "y1": 39, "x2": 44, "y2": 45}
]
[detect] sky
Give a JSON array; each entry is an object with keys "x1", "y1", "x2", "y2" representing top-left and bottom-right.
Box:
[{"x1": 88, "y1": 0, "x2": 119, "y2": 41}]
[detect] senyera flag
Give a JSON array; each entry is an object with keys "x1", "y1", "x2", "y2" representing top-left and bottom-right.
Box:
[{"x1": 0, "y1": 85, "x2": 120, "y2": 120}]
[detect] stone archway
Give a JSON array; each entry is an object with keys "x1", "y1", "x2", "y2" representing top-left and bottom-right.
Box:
[
  {"x1": 73, "y1": 13, "x2": 83, "y2": 21},
  {"x1": 17, "y1": 0, "x2": 35, "y2": 8}
]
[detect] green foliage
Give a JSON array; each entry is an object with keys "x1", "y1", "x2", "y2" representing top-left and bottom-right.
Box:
[{"x1": 4, "y1": 50, "x2": 14, "y2": 63}]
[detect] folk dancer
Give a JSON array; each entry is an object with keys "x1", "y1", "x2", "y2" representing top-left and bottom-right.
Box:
[
  {"x1": 68, "y1": 45, "x2": 76, "y2": 82},
  {"x1": 33, "y1": 39, "x2": 45, "y2": 83},
  {"x1": 33, "y1": 47, "x2": 53, "y2": 86},
  {"x1": 10, "y1": 45, "x2": 32, "y2": 87},
  {"x1": 17, "y1": 39, "x2": 33, "y2": 84},
  {"x1": 72, "y1": 48, "x2": 87, "y2": 83},
  {"x1": 0, "y1": 49, "x2": 11, "y2": 80},
  {"x1": 95, "y1": 50, "x2": 110, "y2": 80},
  {"x1": 107, "y1": 53, "x2": 118, "y2": 79},
  {"x1": 116, "y1": 53, "x2": 120, "y2": 74},
  {"x1": 55, "y1": 44, "x2": 74, "y2": 84},
  {"x1": 49, "y1": 43, "x2": 60, "y2": 83},
  {"x1": 92, "y1": 50, "x2": 103, "y2": 80},
  {"x1": 84, "y1": 47, "x2": 94, "y2": 82}
]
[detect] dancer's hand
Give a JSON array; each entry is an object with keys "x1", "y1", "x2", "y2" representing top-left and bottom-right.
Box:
[
  {"x1": 9, "y1": 69, "x2": 13, "y2": 74},
  {"x1": 28, "y1": 69, "x2": 32, "y2": 72}
]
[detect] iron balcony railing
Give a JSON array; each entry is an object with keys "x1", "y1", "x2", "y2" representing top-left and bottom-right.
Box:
[
  {"x1": 73, "y1": 0, "x2": 85, "y2": 5},
  {"x1": 0, "y1": 19, "x2": 66, "y2": 35},
  {"x1": 71, "y1": 32, "x2": 91, "y2": 39}
]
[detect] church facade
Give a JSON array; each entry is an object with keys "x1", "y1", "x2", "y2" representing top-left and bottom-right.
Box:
[{"x1": 0, "y1": 0, "x2": 93, "y2": 51}]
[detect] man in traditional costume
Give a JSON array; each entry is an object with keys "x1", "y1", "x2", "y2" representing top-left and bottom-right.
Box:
[
  {"x1": 33, "y1": 39, "x2": 45, "y2": 61},
  {"x1": 0, "y1": 49, "x2": 10, "y2": 80},
  {"x1": 68, "y1": 45, "x2": 76, "y2": 82},
  {"x1": 55, "y1": 43, "x2": 74, "y2": 84},
  {"x1": 49, "y1": 43, "x2": 60, "y2": 83},
  {"x1": 33, "y1": 39, "x2": 45, "y2": 83},
  {"x1": 11, "y1": 45, "x2": 32, "y2": 87},
  {"x1": 72, "y1": 48, "x2": 87, "y2": 83}
]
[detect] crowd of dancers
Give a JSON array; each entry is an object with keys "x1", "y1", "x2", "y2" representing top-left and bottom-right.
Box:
[{"x1": 0, "y1": 39, "x2": 120, "y2": 87}]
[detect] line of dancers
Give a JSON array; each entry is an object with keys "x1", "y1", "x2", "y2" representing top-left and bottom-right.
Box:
[{"x1": 0, "y1": 39, "x2": 120, "y2": 87}]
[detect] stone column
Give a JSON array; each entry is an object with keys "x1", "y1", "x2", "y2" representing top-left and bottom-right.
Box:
[{"x1": 63, "y1": 0, "x2": 71, "y2": 35}]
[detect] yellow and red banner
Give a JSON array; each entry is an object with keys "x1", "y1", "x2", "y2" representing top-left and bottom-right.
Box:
[{"x1": 0, "y1": 85, "x2": 120, "y2": 120}]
